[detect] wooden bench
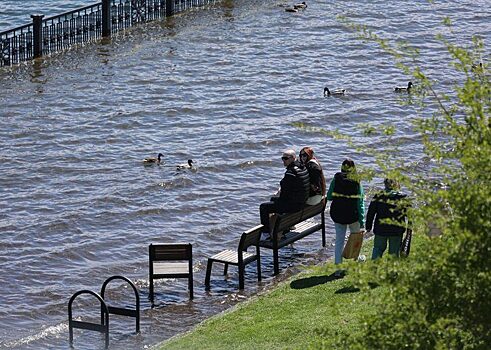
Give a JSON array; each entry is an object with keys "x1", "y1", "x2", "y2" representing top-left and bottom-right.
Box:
[
  {"x1": 258, "y1": 200, "x2": 327, "y2": 275},
  {"x1": 205, "y1": 224, "x2": 262, "y2": 290},
  {"x1": 149, "y1": 243, "x2": 193, "y2": 305}
]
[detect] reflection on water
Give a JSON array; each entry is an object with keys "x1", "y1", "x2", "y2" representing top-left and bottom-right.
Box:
[
  {"x1": 0, "y1": 0, "x2": 490, "y2": 349},
  {"x1": 221, "y1": 0, "x2": 235, "y2": 20},
  {"x1": 30, "y1": 59, "x2": 46, "y2": 88}
]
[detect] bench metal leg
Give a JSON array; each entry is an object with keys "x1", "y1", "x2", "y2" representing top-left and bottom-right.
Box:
[
  {"x1": 256, "y1": 246, "x2": 262, "y2": 281},
  {"x1": 223, "y1": 263, "x2": 228, "y2": 276},
  {"x1": 149, "y1": 278, "x2": 154, "y2": 305},
  {"x1": 205, "y1": 259, "x2": 213, "y2": 290},
  {"x1": 273, "y1": 249, "x2": 279, "y2": 275},
  {"x1": 321, "y1": 212, "x2": 326, "y2": 247},
  {"x1": 238, "y1": 264, "x2": 245, "y2": 290},
  {"x1": 189, "y1": 271, "x2": 194, "y2": 299},
  {"x1": 257, "y1": 256, "x2": 262, "y2": 282}
]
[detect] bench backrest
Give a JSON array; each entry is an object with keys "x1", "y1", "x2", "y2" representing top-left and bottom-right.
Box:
[
  {"x1": 273, "y1": 200, "x2": 326, "y2": 234},
  {"x1": 238, "y1": 224, "x2": 263, "y2": 252},
  {"x1": 149, "y1": 243, "x2": 192, "y2": 262}
]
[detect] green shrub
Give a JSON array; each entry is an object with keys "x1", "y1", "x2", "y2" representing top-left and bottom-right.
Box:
[{"x1": 314, "y1": 15, "x2": 491, "y2": 350}]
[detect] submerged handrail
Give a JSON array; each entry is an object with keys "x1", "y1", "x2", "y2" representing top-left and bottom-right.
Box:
[
  {"x1": 100, "y1": 275, "x2": 141, "y2": 333},
  {"x1": 1, "y1": 0, "x2": 219, "y2": 68},
  {"x1": 68, "y1": 289, "x2": 110, "y2": 349}
]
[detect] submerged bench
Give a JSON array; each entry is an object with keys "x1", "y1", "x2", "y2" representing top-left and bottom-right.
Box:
[{"x1": 259, "y1": 200, "x2": 327, "y2": 275}]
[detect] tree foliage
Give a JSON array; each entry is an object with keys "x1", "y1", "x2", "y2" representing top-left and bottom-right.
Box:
[{"x1": 315, "y1": 15, "x2": 491, "y2": 350}]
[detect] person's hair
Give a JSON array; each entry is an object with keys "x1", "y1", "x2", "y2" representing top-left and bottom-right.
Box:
[
  {"x1": 300, "y1": 146, "x2": 314, "y2": 161},
  {"x1": 301, "y1": 146, "x2": 327, "y2": 196},
  {"x1": 341, "y1": 158, "x2": 356, "y2": 173},
  {"x1": 384, "y1": 178, "x2": 399, "y2": 190},
  {"x1": 282, "y1": 149, "x2": 296, "y2": 159}
]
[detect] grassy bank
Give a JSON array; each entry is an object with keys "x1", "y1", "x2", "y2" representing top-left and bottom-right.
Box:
[{"x1": 158, "y1": 235, "x2": 423, "y2": 350}]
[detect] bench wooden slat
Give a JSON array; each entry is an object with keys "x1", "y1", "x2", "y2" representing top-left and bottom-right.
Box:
[
  {"x1": 257, "y1": 201, "x2": 326, "y2": 275},
  {"x1": 302, "y1": 202, "x2": 324, "y2": 218},
  {"x1": 275, "y1": 213, "x2": 303, "y2": 233},
  {"x1": 205, "y1": 226, "x2": 262, "y2": 290},
  {"x1": 279, "y1": 223, "x2": 322, "y2": 247},
  {"x1": 149, "y1": 243, "x2": 194, "y2": 304},
  {"x1": 210, "y1": 249, "x2": 236, "y2": 262},
  {"x1": 259, "y1": 222, "x2": 322, "y2": 248},
  {"x1": 293, "y1": 220, "x2": 316, "y2": 232},
  {"x1": 153, "y1": 262, "x2": 189, "y2": 275},
  {"x1": 210, "y1": 249, "x2": 256, "y2": 264},
  {"x1": 242, "y1": 224, "x2": 264, "y2": 248}
]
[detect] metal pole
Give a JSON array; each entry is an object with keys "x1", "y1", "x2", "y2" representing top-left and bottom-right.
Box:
[
  {"x1": 166, "y1": 0, "x2": 174, "y2": 17},
  {"x1": 102, "y1": 0, "x2": 111, "y2": 37},
  {"x1": 30, "y1": 14, "x2": 44, "y2": 58}
]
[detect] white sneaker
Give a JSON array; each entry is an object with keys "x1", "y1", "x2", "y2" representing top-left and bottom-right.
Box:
[
  {"x1": 357, "y1": 254, "x2": 367, "y2": 262},
  {"x1": 260, "y1": 232, "x2": 271, "y2": 241}
]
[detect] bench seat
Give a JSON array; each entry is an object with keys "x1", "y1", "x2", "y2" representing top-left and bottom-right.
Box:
[
  {"x1": 209, "y1": 249, "x2": 257, "y2": 265},
  {"x1": 153, "y1": 262, "x2": 190, "y2": 277},
  {"x1": 148, "y1": 243, "x2": 193, "y2": 305},
  {"x1": 205, "y1": 225, "x2": 263, "y2": 290},
  {"x1": 259, "y1": 221, "x2": 323, "y2": 249},
  {"x1": 256, "y1": 200, "x2": 327, "y2": 275}
]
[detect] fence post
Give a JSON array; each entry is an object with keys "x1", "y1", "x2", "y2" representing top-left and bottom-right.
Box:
[
  {"x1": 166, "y1": 0, "x2": 174, "y2": 17},
  {"x1": 30, "y1": 14, "x2": 44, "y2": 58},
  {"x1": 102, "y1": 0, "x2": 111, "y2": 37}
]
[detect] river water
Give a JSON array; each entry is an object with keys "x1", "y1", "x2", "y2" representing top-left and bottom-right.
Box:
[{"x1": 0, "y1": 0, "x2": 489, "y2": 349}]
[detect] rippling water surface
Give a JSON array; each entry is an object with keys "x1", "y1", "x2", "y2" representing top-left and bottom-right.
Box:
[
  {"x1": 0, "y1": 1, "x2": 90, "y2": 31},
  {"x1": 0, "y1": 0, "x2": 490, "y2": 349}
]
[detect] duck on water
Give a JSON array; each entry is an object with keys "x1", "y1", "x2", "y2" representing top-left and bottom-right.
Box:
[
  {"x1": 285, "y1": 1, "x2": 307, "y2": 12},
  {"x1": 324, "y1": 87, "x2": 346, "y2": 96},
  {"x1": 394, "y1": 81, "x2": 413, "y2": 93},
  {"x1": 143, "y1": 153, "x2": 164, "y2": 164},
  {"x1": 176, "y1": 159, "x2": 194, "y2": 170}
]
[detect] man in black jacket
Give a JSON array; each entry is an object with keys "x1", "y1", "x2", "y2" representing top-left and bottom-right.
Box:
[
  {"x1": 259, "y1": 149, "x2": 310, "y2": 235},
  {"x1": 366, "y1": 178, "x2": 410, "y2": 259}
]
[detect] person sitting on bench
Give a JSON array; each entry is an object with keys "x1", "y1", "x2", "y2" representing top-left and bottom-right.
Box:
[
  {"x1": 259, "y1": 149, "x2": 310, "y2": 237},
  {"x1": 299, "y1": 146, "x2": 326, "y2": 206}
]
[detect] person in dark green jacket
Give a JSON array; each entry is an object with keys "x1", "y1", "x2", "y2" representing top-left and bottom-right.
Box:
[
  {"x1": 366, "y1": 178, "x2": 410, "y2": 259},
  {"x1": 326, "y1": 158, "x2": 365, "y2": 269}
]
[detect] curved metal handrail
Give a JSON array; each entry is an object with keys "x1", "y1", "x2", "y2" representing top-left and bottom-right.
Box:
[
  {"x1": 100, "y1": 275, "x2": 140, "y2": 333},
  {"x1": 68, "y1": 289, "x2": 109, "y2": 348}
]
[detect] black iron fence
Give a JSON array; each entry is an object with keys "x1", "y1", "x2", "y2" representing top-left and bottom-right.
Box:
[{"x1": 1, "y1": 0, "x2": 216, "y2": 67}]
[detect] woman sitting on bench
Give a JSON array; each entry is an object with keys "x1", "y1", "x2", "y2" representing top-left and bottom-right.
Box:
[{"x1": 299, "y1": 146, "x2": 326, "y2": 206}]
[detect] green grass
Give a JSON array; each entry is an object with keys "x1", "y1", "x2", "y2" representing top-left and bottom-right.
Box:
[{"x1": 158, "y1": 236, "x2": 422, "y2": 350}]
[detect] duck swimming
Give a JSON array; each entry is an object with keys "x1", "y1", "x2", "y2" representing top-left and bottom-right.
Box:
[
  {"x1": 324, "y1": 87, "x2": 346, "y2": 96},
  {"x1": 394, "y1": 81, "x2": 413, "y2": 93},
  {"x1": 293, "y1": 1, "x2": 307, "y2": 9},
  {"x1": 285, "y1": 1, "x2": 306, "y2": 12},
  {"x1": 143, "y1": 153, "x2": 163, "y2": 164},
  {"x1": 176, "y1": 159, "x2": 194, "y2": 170},
  {"x1": 472, "y1": 62, "x2": 484, "y2": 73}
]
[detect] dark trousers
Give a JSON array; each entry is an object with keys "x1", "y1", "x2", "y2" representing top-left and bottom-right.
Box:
[
  {"x1": 371, "y1": 234, "x2": 403, "y2": 259},
  {"x1": 259, "y1": 199, "x2": 300, "y2": 232},
  {"x1": 259, "y1": 201, "x2": 279, "y2": 232}
]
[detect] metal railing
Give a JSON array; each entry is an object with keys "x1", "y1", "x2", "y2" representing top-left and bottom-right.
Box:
[
  {"x1": 1, "y1": 23, "x2": 34, "y2": 66},
  {"x1": 0, "y1": 0, "x2": 217, "y2": 67},
  {"x1": 41, "y1": 3, "x2": 103, "y2": 56}
]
